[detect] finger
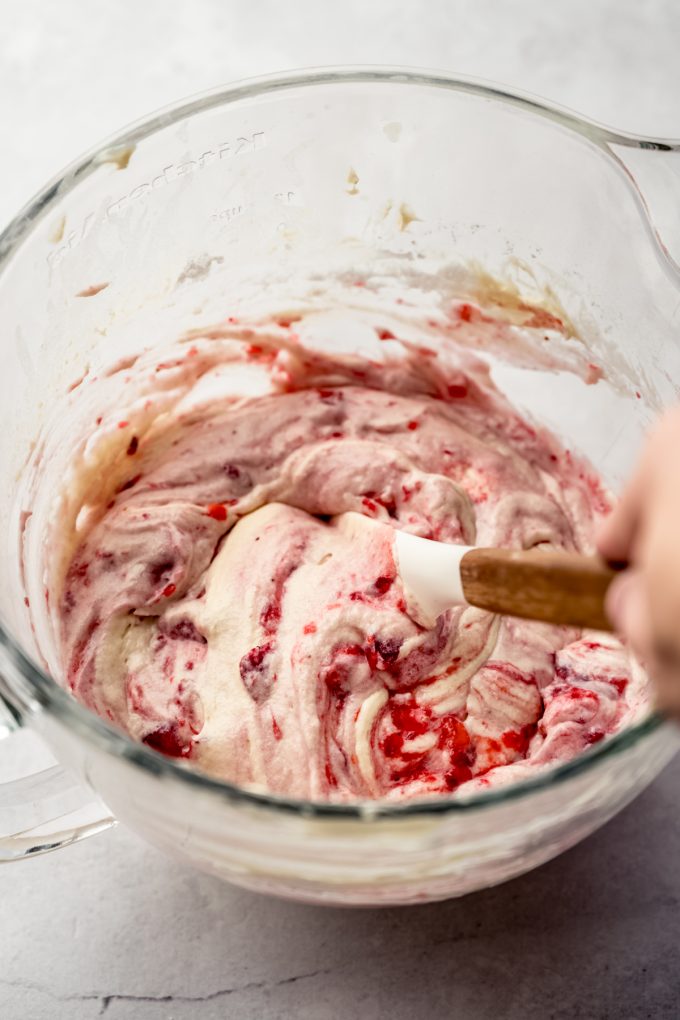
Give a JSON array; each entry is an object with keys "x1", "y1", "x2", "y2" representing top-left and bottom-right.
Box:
[
  {"x1": 620, "y1": 495, "x2": 680, "y2": 719},
  {"x1": 638, "y1": 490, "x2": 680, "y2": 644},
  {"x1": 605, "y1": 570, "x2": 680, "y2": 717},
  {"x1": 609, "y1": 561, "x2": 680, "y2": 720},
  {"x1": 651, "y1": 643, "x2": 680, "y2": 719},
  {"x1": 595, "y1": 407, "x2": 680, "y2": 565},
  {"x1": 596, "y1": 466, "x2": 646, "y2": 566},
  {"x1": 605, "y1": 569, "x2": 652, "y2": 658}
]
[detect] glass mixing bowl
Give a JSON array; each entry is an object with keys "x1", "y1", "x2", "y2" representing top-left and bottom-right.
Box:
[{"x1": 1, "y1": 68, "x2": 680, "y2": 906}]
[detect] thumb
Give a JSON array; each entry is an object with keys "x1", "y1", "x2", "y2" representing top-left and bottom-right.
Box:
[
  {"x1": 605, "y1": 569, "x2": 651, "y2": 660},
  {"x1": 596, "y1": 466, "x2": 644, "y2": 566},
  {"x1": 607, "y1": 570, "x2": 680, "y2": 718}
]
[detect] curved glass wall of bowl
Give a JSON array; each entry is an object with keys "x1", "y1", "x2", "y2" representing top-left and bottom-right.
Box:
[{"x1": 605, "y1": 139, "x2": 680, "y2": 279}]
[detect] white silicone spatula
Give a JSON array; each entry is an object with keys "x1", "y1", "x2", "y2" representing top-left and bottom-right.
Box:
[{"x1": 393, "y1": 530, "x2": 619, "y2": 631}]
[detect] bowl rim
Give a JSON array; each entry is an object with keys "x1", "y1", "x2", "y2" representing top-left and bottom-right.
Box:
[{"x1": 0, "y1": 65, "x2": 674, "y2": 821}]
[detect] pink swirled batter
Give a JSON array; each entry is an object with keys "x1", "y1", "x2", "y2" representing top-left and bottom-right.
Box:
[{"x1": 53, "y1": 303, "x2": 648, "y2": 801}]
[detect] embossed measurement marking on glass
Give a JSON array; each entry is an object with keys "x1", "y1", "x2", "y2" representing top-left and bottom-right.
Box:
[{"x1": 48, "y1": 132, "x2": 266, "y2": 267}]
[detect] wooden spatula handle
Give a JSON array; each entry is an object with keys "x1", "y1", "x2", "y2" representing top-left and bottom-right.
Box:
[{"x1": 460, "y1": 548, "x2": 620, "y2": 631}]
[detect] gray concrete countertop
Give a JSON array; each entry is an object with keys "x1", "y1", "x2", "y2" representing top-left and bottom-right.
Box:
[
  {"x1": 3, "y1": 762, "x2": 680, "y2": 1019},
  {"x1": 2, "y1": 2, "x2": 680, "y2": 1017}
]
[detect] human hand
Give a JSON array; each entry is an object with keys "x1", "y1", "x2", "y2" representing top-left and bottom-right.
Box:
[{"x1": 597, "y1": 408, "x2": 680, "y2": 716}]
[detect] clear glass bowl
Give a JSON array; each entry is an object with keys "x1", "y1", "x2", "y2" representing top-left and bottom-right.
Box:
[{"x1": 1, "y1": 68, "x2": 680, "y2": 905}]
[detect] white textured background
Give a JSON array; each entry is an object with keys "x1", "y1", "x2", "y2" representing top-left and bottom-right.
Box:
[
  {"x1": 2, "y1": 0, "x2": 680, "y2": 232},
  {"x1": 2, "y1": 2, "x2": 680, "y2": 1018}
]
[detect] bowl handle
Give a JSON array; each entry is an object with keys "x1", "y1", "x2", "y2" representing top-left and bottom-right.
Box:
[
  {"x1": 607, "y1": 138, "x2": 680, "y2": 278},
  {"x1": 0, "y1": 667, "x2": 115, "y2": 861}
]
